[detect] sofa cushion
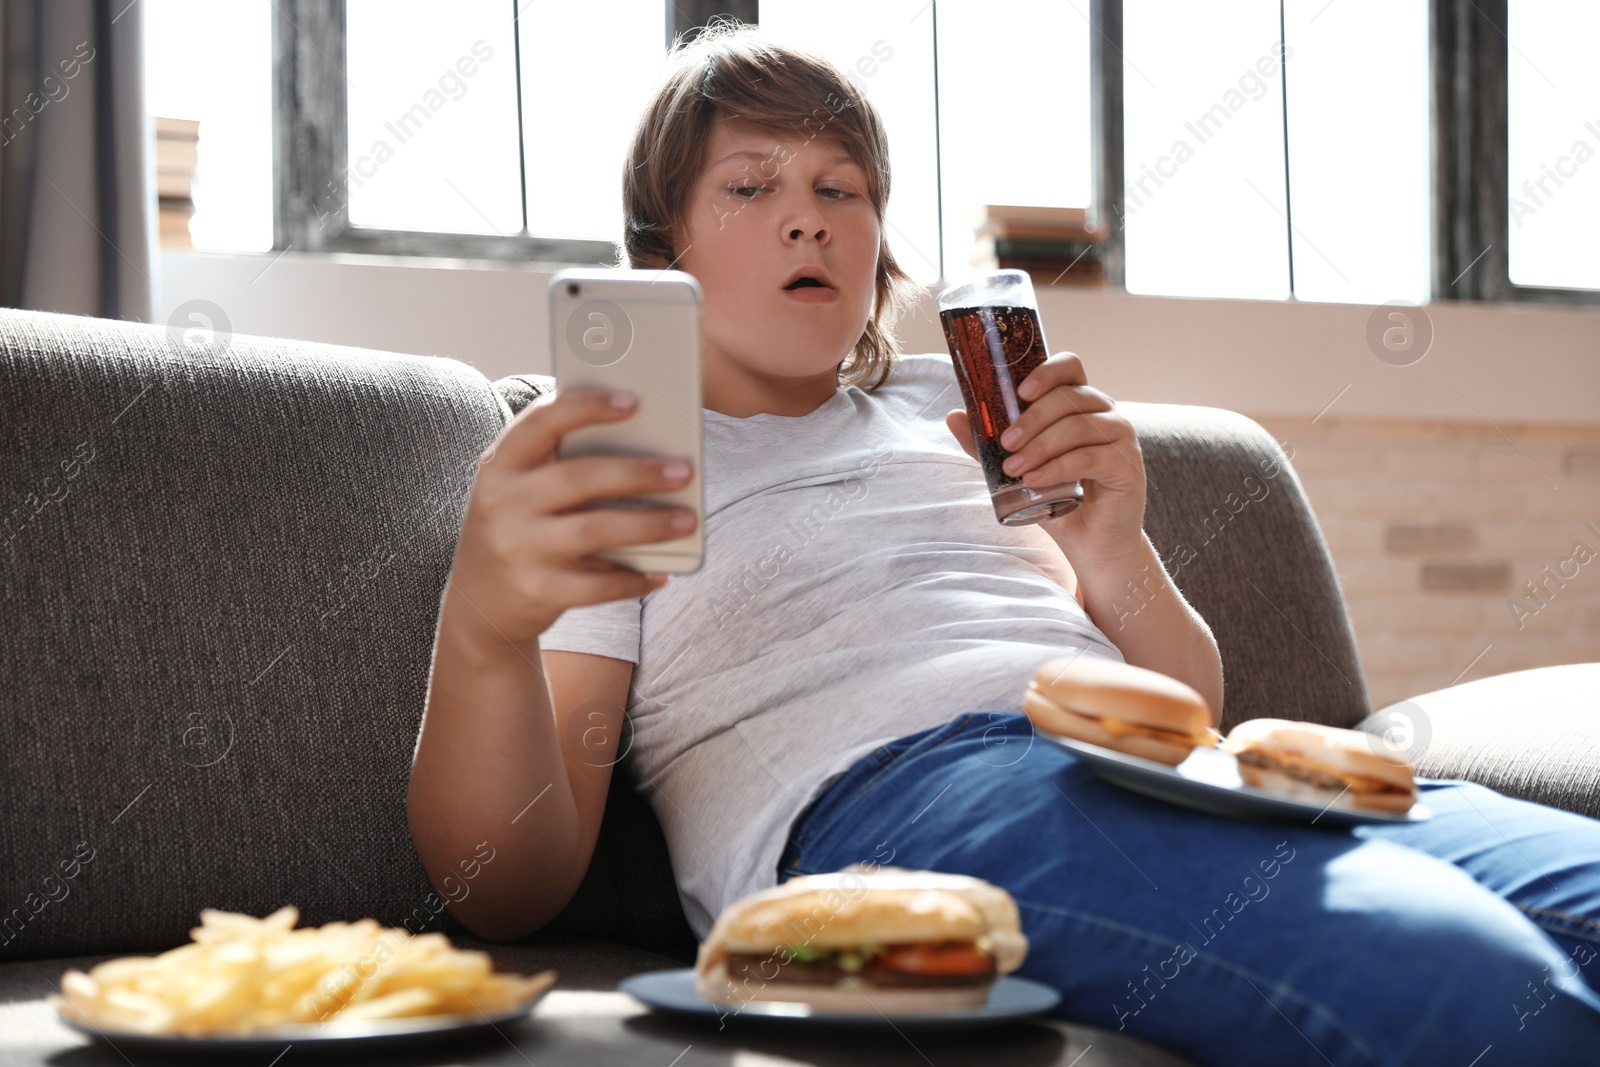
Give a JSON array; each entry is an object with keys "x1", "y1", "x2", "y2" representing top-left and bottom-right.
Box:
[
  {"x1": 0, "y1": 307, "x2": 506, "y2": 962},
  {"x1": 1358, "y1": 663, "x2": 1600, "y2": 819}
]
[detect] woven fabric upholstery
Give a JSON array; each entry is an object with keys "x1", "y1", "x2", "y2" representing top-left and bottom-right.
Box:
[
  {"x1": 1119, "y1": 402, "x2": 1370, "y2": 731},
  {"x1": 492, "y1": 373, "x2": 552, "y2": 416},
  {"x1": 0, "y1": 307, "x2": 507, "y2": 962},
  {"x1": 1359, "y1": 664, "x2": 1600, "y2": 819}
]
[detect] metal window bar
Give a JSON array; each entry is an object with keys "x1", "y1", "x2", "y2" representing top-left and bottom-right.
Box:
[{"x1": 1089, "y1": 0, "x2": 1125, "y2": 288}]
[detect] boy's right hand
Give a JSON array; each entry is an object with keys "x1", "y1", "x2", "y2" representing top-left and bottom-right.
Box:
[{"x1": 444, "y1": 387, "x2": 696, "y2": 651}]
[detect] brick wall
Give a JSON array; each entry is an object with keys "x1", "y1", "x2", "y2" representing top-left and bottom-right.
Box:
[{"x1": 1247, "y1": 414, "x2": 1600, "y2": 711}]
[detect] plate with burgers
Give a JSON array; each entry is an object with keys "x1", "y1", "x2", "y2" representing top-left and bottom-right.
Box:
[
  {"x1": 1021, "y1": 656, "x2": 1429, "y2": 825},
  {"x1": 620, "y1": 866, "x2": 1060, "y2": 1026}
]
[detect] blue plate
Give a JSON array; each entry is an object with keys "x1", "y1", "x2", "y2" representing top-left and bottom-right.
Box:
[
  {"x1": 1048, "y1": 734, "x2": 1432, "y2": 826},
  {"x1": 619, "y1": 968, "x2": 1060, "y2": 1027}
]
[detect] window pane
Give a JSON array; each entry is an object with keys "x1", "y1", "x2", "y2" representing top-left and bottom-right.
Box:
[
  {"x1": 1284, "y1": 0, "x2": 1429, "y2": 305},
  {"x1": 934, "y1": 0, "x2": 1092, "y2": 287},
  {"x1": 518, "y1": 0, "x2": 664, "y2": 245},
  {"x1": 1122, "y1": 1, "x2": 1289, "y2": 299},
  {"x1": 143, "y1": 0, "x2": 273, "y2": 252},
  {"x1": 1508, "y1": 0, "x2": 1600, "y2": 291},
  {"x1": 345, "y1": 0, "x2": 521, "y2": 234},
  {"x1": 758, "y1": 1, "x2": 943, "y2": 286}
]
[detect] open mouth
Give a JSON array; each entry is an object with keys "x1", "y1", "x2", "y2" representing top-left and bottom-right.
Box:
[{"x1": 783, "y1": 277, "x2": 831, "y2": 290}]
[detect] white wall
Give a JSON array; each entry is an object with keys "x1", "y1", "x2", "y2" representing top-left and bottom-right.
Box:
[{"x1": 158, "y1": 250, "x2": 1600, "y2": 423}]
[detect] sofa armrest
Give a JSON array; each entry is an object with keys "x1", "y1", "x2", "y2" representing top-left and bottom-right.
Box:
[
  {"x1": 1357, "y1": 663, "x2": 1600, "y2": 819},
  {"x1": 1122, "y1": 402, "x2": 1371, "y2": 731}
]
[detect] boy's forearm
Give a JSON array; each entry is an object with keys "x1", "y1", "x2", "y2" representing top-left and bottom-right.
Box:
[
  {"x1": 1062, "y1": 531, "x2": 1225, "y2": 722},
  {"x1": 407, "y1": 592, "x2": 585, "y2": 938}
]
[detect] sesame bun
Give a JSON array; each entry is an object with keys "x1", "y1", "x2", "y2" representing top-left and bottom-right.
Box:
[
  {"x1": 1022, "y1": 655, "x2": 1215, "y2": 765},
  {"x1": 1222, "y1": 718, "x2": 1418, "y2": 811},
  {"x1": 693, "y1": 866, "x2": 1028, "y2": 1010}
]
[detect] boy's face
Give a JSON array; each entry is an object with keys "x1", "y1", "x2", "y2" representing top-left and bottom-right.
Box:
[{"x1": 676, "y1": 115, "x2": 880, "y2": 413}]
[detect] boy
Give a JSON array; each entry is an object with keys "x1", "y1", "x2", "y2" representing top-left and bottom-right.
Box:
[{"x1": 409, "y1": 22, "x2": 1600, "y2": 1066}]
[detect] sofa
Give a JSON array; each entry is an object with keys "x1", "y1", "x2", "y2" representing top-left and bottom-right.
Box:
[{"x1": 1, "y1": 305, "x2": 1593, "y2": 1066}]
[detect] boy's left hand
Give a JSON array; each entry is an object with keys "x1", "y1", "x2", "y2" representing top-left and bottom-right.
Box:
[{"x1": 945, "y1": 351, "x2": 1146, "y2": 568}]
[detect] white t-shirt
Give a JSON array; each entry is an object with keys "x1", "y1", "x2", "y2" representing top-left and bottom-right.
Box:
[{"x1": 537, "y1": 351, "x2": 1125, "y2": 939}]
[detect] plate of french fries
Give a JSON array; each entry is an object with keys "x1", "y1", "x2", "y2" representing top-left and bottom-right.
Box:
[{"x1": 49, "y1": 905, "x2": 556, "y2": 1049}]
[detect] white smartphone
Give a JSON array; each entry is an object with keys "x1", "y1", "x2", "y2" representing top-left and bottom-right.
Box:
[{"x1": 548, "y1": 267, "x2": 704, "y2": 575}]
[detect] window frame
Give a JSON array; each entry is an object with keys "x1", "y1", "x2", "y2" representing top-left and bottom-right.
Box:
[{"x1": 272, "y1": 0, "x2": 621, "y2": 265}]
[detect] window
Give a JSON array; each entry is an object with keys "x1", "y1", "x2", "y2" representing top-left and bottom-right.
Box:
[
  {"x1": 339, "y1": 0, "x2": 667, "y2": 246},
  {"x1": 732, "y1": 0, "x2": 1096, "y2": 287},
  {"x1": 759, "y1": 0, "x2": 942, "y2": 284},
  {"x1": 1120, "y1": 0, "x2": 1429, "y2": 304},
  {"x1": 1282, "y1": 0, "x2": 1429, "y2": 305},
  {"x1": 146, "y1": 0, "x2": 1596, "y2": 308},
  {"x1": 1506, "y1": 0, "x2": 1600, "y2": 292},
  {"x1": 1122, "y1": 0, "x2": 1291, "y2": 300},
  {"x1": 143, "y1": 0, "x2": 273, "y2": 252},
  {"x1": 343, "y1": 1, "x2": 522, "y2": 235},
  {"x1": 933, "y1": 1, "x2": 1092, "y2": 287},
  {"x1": 1434, "y1": 0, "x2": 1599, "y2": 304}
]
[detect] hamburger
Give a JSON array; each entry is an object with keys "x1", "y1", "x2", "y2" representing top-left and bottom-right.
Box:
[
  {"x1": 1021, "y1": 655, "x2": 1217, "y2": 765},
  {"x1": 693, "y1": 866, "x2": 1028, "y2": 1013},
  {"x1": 1221, "y1": 718, "x2": 1419, "y2": 813}
]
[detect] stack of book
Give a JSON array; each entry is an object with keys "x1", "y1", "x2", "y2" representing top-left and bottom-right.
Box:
[
  {"x1": 966, "y1": 205, "x2": 1107, "y2": 286},
  {"x1": 155, "y1": 116, "x2": 200, "y2": 249}
]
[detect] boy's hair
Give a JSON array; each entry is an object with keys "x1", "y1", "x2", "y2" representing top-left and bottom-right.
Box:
[{"x1": 621, "y1": 20, "x2": 923, "y2": 393}]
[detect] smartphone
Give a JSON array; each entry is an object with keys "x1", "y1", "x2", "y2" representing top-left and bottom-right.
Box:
[{"x1": 548, "y1": 267, "x2": 704, "y2": 575}]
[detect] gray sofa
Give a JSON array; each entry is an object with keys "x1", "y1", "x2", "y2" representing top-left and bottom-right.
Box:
[{"x1": 2, "y1": 305, "x2": 1592, "y2": 1066}]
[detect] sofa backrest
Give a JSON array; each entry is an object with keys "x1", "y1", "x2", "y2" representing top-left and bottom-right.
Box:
[
  {"x1": 0, "y1": 312, "x2": 1366, "y2": 966},
  {"x1": 0, "y1": 308, "x2": 696, "y2": 964}
]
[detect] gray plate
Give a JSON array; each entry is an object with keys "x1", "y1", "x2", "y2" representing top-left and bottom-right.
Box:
[
  {"x1": 1049, "y1": 735, "x2": 1432, "y2": 826},
  {"x1": 620, "y1": 968, "x2": 1060, "y2": 1027},
  {"x1": 57, "y1": 987, "x2": 550, "y2": 1053}
]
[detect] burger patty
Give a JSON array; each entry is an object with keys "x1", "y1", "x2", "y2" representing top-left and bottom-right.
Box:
[
  {"x1": 723, "y1": 948, "x2": 997, "y2": 988},
  {"x1": 725, "y1": 953, "x2": 845, "y2": 986},
  {"x1": 1235, "y1": 750, "x2": 1347, "y2": 791},
  {"x1": 1236, "y1": 750, "x2": 1411, "y2": 795}
]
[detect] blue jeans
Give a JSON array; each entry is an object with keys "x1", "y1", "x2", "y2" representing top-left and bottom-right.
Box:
[{"x1": 775, "y1": 712, "x2": 1600, "y2": 1067}]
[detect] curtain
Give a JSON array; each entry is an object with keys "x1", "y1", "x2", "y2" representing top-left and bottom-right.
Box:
[{"x1": 0, "y1": 0, "x2": 153, "y2": 321}]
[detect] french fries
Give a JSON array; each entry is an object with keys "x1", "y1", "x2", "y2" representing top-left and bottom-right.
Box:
[{"x1": 48, "y1": 905, "x2": 556, "y2": 1037}]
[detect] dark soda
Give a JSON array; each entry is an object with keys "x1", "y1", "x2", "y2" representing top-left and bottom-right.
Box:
[{"x1": 938, "y1": 303, "x2": 1081, "y2": 523}]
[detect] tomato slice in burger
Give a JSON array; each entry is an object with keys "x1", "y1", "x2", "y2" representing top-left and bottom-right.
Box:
[{"x1": 876, "y1": 942, "x2": 994, "y2": 976}]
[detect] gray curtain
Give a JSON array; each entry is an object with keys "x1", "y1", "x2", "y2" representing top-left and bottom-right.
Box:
[{"x1": 0, "y1": 0, "x2": 152, "y2": 321}]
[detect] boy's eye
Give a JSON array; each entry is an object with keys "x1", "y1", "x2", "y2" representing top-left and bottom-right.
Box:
[{"x1": 730, "y1": 184, "x2": 857, "y2": 201}]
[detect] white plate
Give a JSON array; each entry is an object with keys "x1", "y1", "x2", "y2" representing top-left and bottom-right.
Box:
[
  {"x1": 56, "y1": 984, "x2": 552, "y2": 1053},
  {"x1": 1049, "y1": 734, "x2": 1431, "y2": 826},
  {"x1": 620, "y1": 968, "x2": 1060, "y2": 1027}
]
